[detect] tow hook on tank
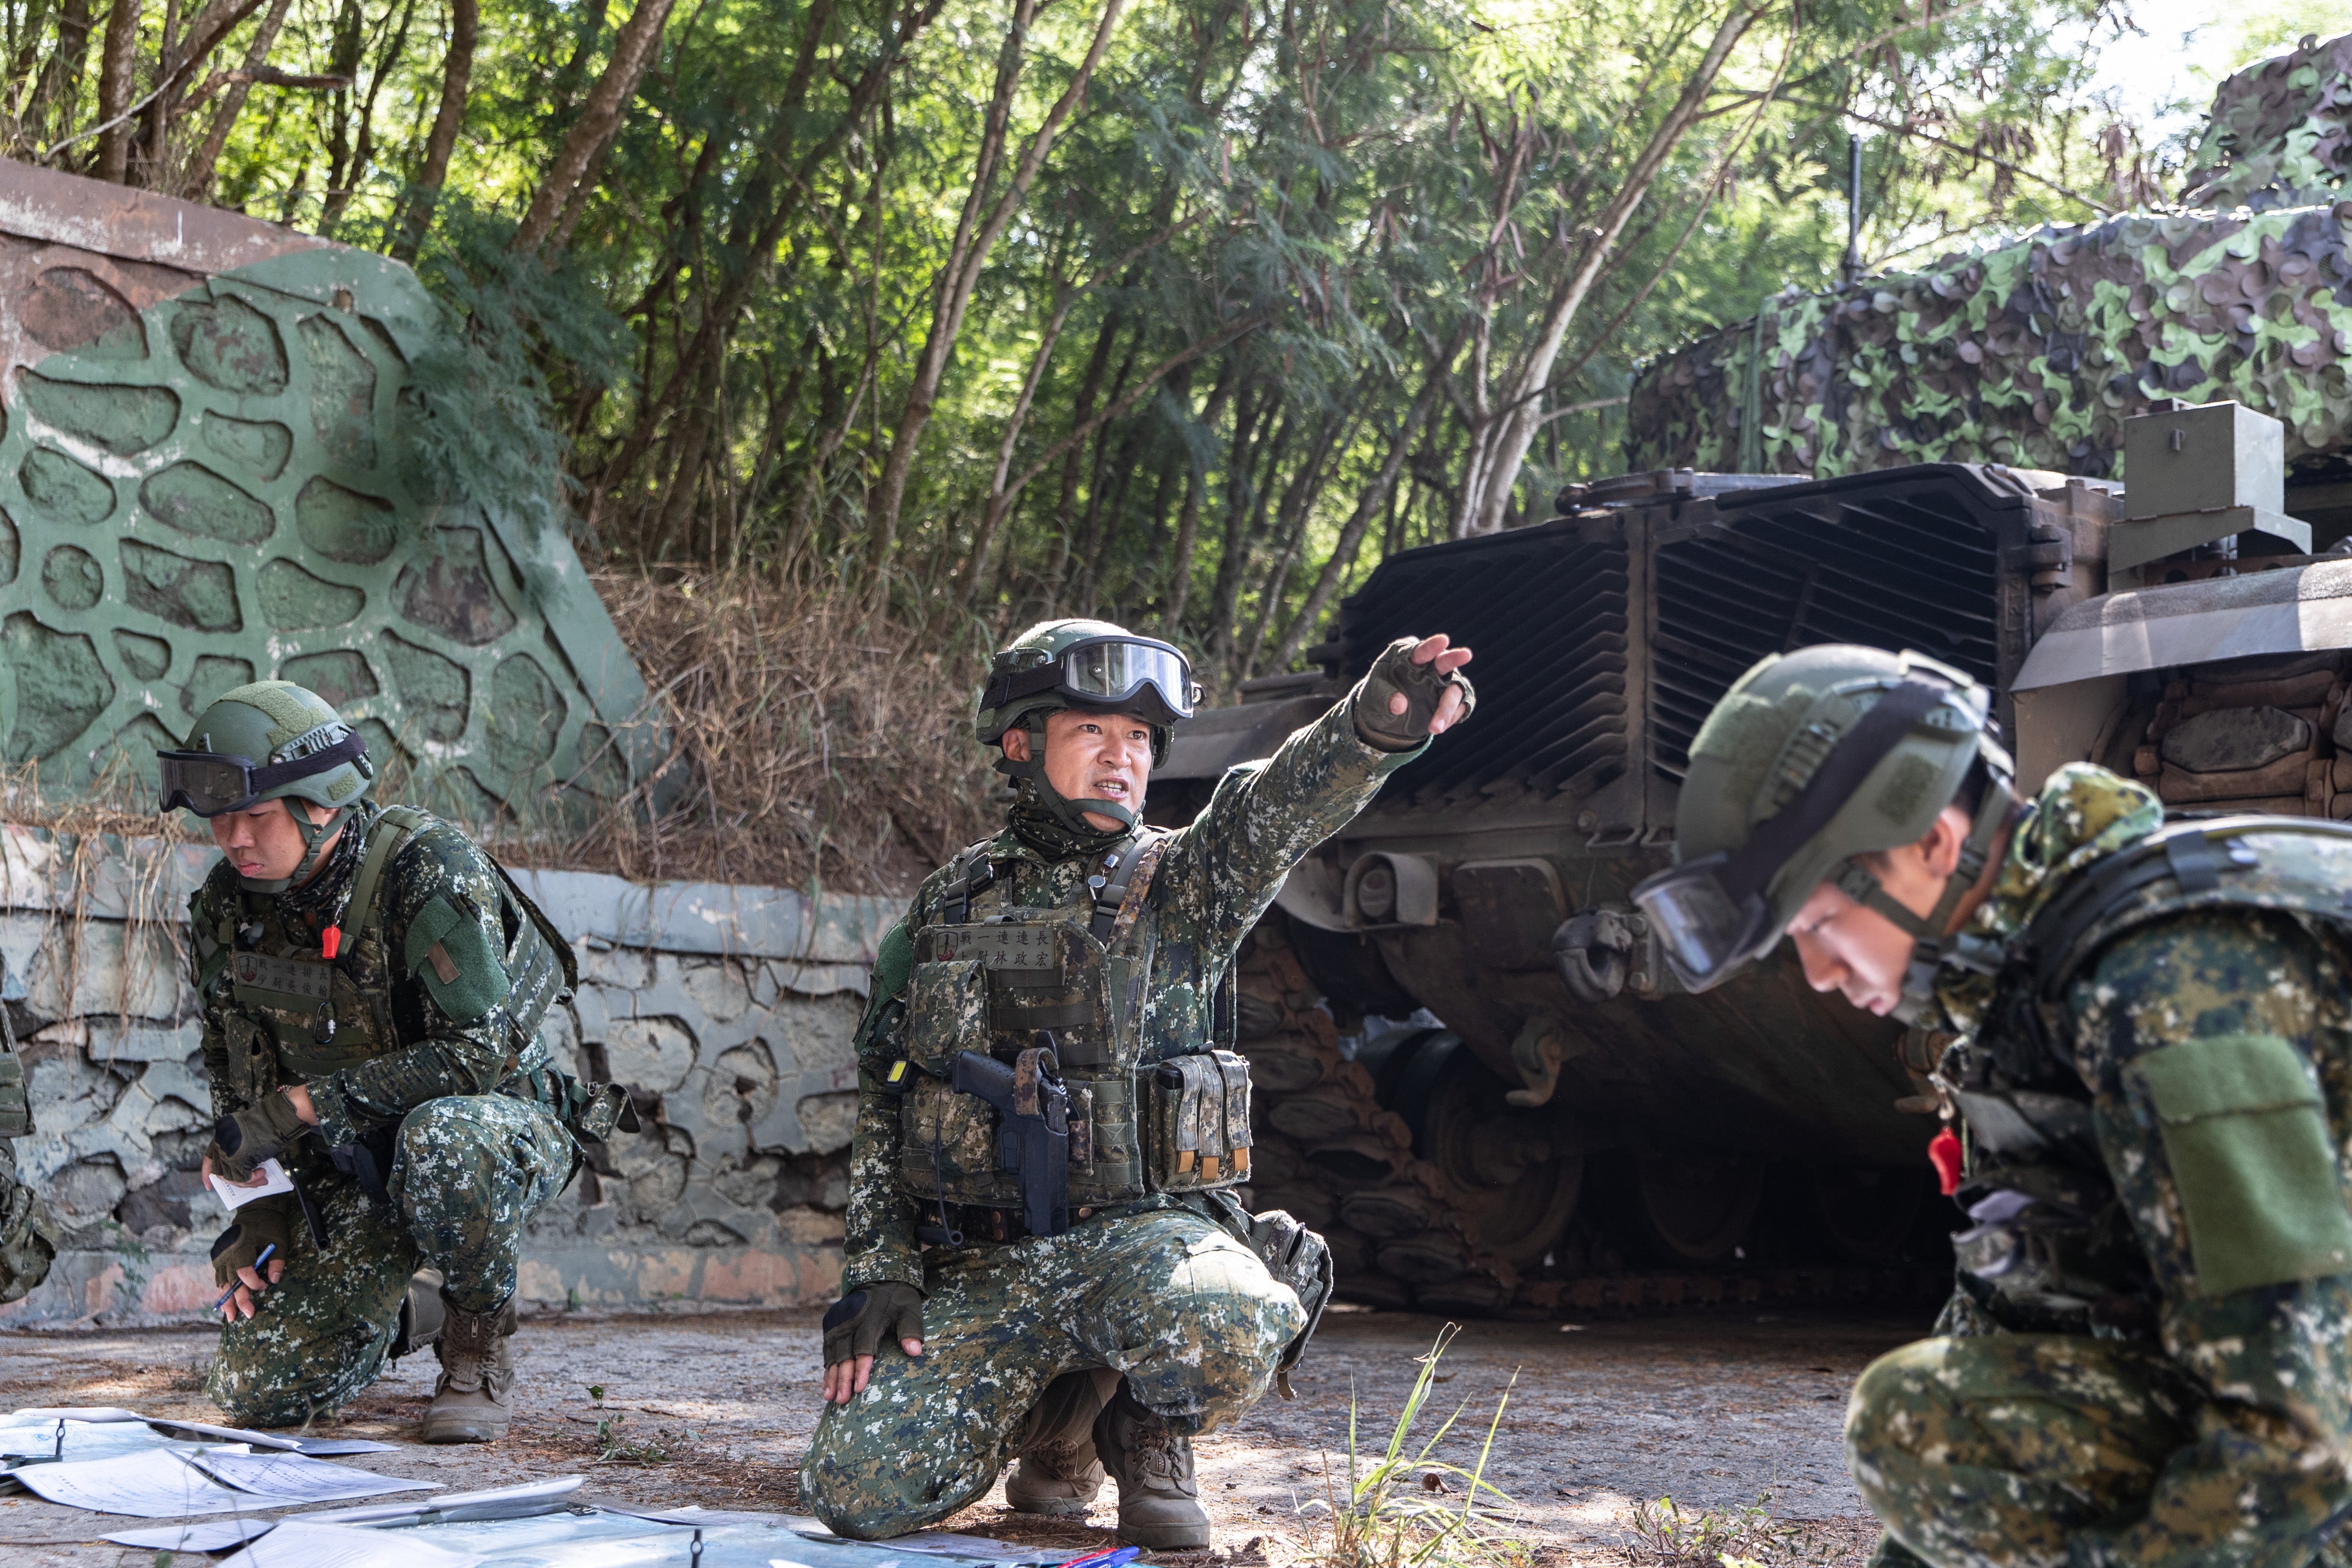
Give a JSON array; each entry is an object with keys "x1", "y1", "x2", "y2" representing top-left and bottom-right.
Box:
[
  {"x1": 1505, "y1": 1015, "x2": 1581, "y2": 1108},
  {"x1": 1554, "y1": 908, "x2": 1640, "y2": 1001}
]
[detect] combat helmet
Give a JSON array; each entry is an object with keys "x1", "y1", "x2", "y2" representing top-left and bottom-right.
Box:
[
  {"x1": 1631, "y1": 645, "x2": 2014, "y2": 1018},
  {"x1": 977, "y1": 619, "x2": 1201, "y2": 834},
  {"x1": 159, "y1": 680, "x2": 375, "y2": 893}
]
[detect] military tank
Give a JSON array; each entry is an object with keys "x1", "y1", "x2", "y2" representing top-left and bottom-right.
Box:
[{"x1": 1143, "y1": 31, "x2": 2352, "y2": 1315}]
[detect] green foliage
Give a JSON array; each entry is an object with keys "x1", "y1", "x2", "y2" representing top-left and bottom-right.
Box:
[
  {"x1": 0, "y1": 0, "x2": 2188, "y2": 684},
  {"x1": 401, "y1": 196, "x2": 629, "y2": 541},
  {"x1": 1305, "y1": 1324, "x2": 1527, "y2": 1568}
]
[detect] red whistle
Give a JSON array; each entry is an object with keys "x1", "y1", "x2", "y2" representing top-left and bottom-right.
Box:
[
  {"x1": 321, "y1": 925, "x2": 342, "y2": 960},
  {"x1": 1927, "y1": 1126, "x2": 1964, "y2": 1196}
]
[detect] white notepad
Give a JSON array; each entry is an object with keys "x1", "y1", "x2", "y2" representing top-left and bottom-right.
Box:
[{"x1": 208, "y1": 1159, "x2": 295, "y2": 1210}]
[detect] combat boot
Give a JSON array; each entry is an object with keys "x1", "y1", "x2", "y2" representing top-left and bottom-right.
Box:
[
  {"x1": 422, "y1": 1289, "x2": 516, "y2": 1444},
  {"x1": 1005, "y1": 1368, "x2": 1120, "y2": 1516},
  {"x1": 1092, "y1": 1382, "x2": 1210, "y2": 1549}
]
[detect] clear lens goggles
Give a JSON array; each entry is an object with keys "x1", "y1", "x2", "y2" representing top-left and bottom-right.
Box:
[
  {"x1": 1629, "y1": 853, "x2": 1780, "y2": 993},
  {"x1": 157, "y1": 730, "x2": 368, "y2": 817},
  {"x1": 989, "y1": 636, "x2": 1203, "y2": 728},
  {"x1": 1059, "y1": 638, "x2": 1201, "y2": 721}
]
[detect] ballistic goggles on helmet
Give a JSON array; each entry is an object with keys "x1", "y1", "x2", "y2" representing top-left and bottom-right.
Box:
[
  {"x1": 984, "y1": 635, "x2": 1203, "y2": 728},
  {"x1": 1631, "y1": 680, "x2": 1955, "y2": 992},
  {"x1": 157, "y1": 728, "x2": 369, "y2": 817}
]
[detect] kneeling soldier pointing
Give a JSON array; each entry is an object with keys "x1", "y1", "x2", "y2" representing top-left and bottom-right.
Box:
[
  {"x1": 804, "y1": 620, "x2": 1474, "y2": 1547},
  {"x1": 1636, "y1": 644, "x2": 2352, "y2": 1568},
  {"x1": 163, "y1": 681, "x2": 619, "y2": 1441}
]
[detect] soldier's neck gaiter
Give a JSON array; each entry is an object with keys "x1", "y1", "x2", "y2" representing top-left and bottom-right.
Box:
[
  {"x1": 276, "y1": 800, "x2": 378, "y2": 921},
  {"x1": 1007, "y1": 779, "x2": 1130, "y2": 862}
]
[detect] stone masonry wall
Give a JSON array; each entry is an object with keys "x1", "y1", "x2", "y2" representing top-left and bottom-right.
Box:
[{"x1": 0, "y1": 821, "x2": 896, "y2": 1324}]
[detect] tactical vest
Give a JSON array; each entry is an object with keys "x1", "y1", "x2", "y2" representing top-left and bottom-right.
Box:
[
  {"x1": 885, "y1": 828, "x2": 1255, "y2": 1239},
  {"x1": 1945, "y1": 814, "x2": 2352, "y2": 1332},
  {"x1": 193, "y1": 807, "x2": 577, "y2": 1121}
]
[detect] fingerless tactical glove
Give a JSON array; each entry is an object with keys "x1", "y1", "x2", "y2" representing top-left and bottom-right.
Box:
[
  {"x1": 210, "y1": 1195, "x2": 293, "y2": 1290},
  {"x1": 821, "y1": 1282, "x2": 925, "y2": 1368},
  {"x1": 209, "y1": 1092, "x2": 308, "y2": 1182},
  {"x1": 1354, "y1": 636, "x2": 1476, "y2": 751}
]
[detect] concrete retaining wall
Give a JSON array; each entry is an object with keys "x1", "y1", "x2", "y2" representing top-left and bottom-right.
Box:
[{"x1": 0, "y1": 821, "x2": 896, "y2": 1324}]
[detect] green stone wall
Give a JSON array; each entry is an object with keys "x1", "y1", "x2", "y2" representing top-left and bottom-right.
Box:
[{"x1": 0, "y1": 162, "x2": 653, "y2": 824}]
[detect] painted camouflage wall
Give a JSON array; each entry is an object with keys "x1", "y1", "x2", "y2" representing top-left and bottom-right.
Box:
[
  {"x1": 0, "y1": 159, "x2": 654, "y2": 818},
  {"x1": 0, "y1": 824, "x2": 895, "y2": 1324},
  {"x1": 1625, "y1": 33, "x2": 2352, "y2": 488}
]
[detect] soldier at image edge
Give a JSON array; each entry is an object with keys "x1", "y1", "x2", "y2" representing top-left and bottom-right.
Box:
[
  {"x1": 0, "y1": 957, "x2": 60, "y2": 1305},
  {"x1": 161, "y1": 681, "x2": 634, "y2": 1441},
  {"x1": 1631, "y1": 644, "x2": 2352, "y2": 1568},
  {"x1": 803, "y1": 619, "x2": 1474, "y2": 1547}
]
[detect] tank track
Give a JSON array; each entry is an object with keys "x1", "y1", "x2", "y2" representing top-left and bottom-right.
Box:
[{"x1": 1234, "y1": 920, "x2": 1948, "y2": 1318}]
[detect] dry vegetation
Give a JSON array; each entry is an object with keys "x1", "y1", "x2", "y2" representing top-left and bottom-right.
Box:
[
  {"x1": 549, "y1": 570, "x2": 1003, "y2": 893},
  {"x1": 8, "y1": 569, "x2": 1005, "y2": 901}
]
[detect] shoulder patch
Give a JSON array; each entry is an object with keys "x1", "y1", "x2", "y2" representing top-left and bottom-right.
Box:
[
  {"x1": 2133, "y1": 1032, "x2": 2352, "y2": 1296},
  {"x1": 403, "y1": 892, "x2": 511, "y2": 1024}
]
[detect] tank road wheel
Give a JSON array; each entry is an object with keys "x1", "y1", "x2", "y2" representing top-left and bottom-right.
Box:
[
  {"x1": 1396, "y1": 1033, "x2": 1583, "y2": 1270},
  {"x1": 1808, "y1": 1164, "x2": 1930, "y2": 1264},
  {"x1": 1235, "y1": 921, "x2": 1512, "y2": 1308},
  {"x1": 1628, "y1": 1154, "x2": 1766, "y2": 1265}
]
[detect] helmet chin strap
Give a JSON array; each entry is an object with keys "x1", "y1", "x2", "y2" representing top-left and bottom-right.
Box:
[
  {"x1": 993, "y1": 714, "x2": 1139, "y2": 836},
  {"x1": 1828, "y1": 792, "x2": 2016, "y2": 1024},
  {"x1": 238, "y1": 801, "x2": 352, "y2": 895}
]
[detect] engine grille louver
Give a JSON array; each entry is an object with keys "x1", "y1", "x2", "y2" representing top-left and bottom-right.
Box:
[
  {"x1": 1338, "y1": 529, "x2": 1631, "y2": 804},
  {"x1": 1651, "y1": 489, "x2": 2002, "y2": 781}
]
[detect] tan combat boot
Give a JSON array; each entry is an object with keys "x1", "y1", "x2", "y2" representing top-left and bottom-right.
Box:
[
  {"x1": 1006, "y1": 1368, "x2": 1121, "y2": 1516},
  {"x1": 422, "y1": 1289, "x2": 516, "y2": 1444},
  {"x1": 1093, "y1": 1381, "x2": 1210, "y2": 1549}
]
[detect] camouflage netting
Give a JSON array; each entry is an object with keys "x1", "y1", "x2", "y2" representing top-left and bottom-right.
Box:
[
  {"x1": 1625, "y1": 32, "x2": 2352, "y2": 487},
  {"x1": 0, "y1": 161, "x2": 656, "y2": 825}
]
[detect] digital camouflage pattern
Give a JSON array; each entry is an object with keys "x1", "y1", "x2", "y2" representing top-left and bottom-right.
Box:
[
  {"x1": 192, "y1": 802, "x2": 576, "y2": 1422},
  {"x1": 0, "y1": 1142, "x2": 57, "y2": 1305},
  {"x1": 816, "y1": 681, "x2": 1419, "y2": 1537},
  {"x1": 841, "y1": 687, "x2": 1424, "y2": 1294},
  {"x1": 1628, "y1": 33, "x2": 2352, "y2": 482},
  {"x1": 1846, "y1": 764, "x2": 2352, "y2": 1568},
  {"x1": 802, "y1": 1202, "x2": 1302, "y2": 1539},
  {"x1": 207, "y1": 1095, "x2": 573, "y2": 1426}
]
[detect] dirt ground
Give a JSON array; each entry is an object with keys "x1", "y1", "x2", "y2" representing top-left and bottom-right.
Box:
[{"x1": 0, "y1": 1302, "x2": 1920, "y2": 1566}]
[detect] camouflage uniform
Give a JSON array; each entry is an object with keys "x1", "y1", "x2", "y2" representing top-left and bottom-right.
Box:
[
  {"x1": 195, "y1": 803, "x2": 576, "y2": 1427},
  {"x1": 803, "y1": 690, "x2": 1419, "y2": 1539},
  {"x1": 1625, "y1": 34, "x2": 2352, "y2": 483},
  {"x1": 1847, "y1": 764, "x2": 2352, "y2": 1568}
]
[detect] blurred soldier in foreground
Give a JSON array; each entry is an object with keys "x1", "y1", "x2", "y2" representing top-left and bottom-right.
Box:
[
  {"x1": 163, "y1": 681, "x2": 624, "y2": 1440},
  {"x1": 1635, "y1": 644, "x2": 2352, "y2": 1568},
  {"x1": 804, "y1": 621, "x2": 1474, "y2": 1546}
]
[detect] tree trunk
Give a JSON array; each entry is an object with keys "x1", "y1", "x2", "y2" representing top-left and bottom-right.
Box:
[
  {"x1": 178, "y1": 0, "x2": 290, "y2": 196},
  {"x1": 862, "y1": 0, "x2": 1131, "y2": 590},
  {"x1": 1459, "y1": 0, "x2": 1767, "y2": 534},
  {"x1": 1160, "y1": 355, "x2": 1238, "y2": 634},
  {"x1": 1270, "y1": 351, "x2": 1448, "y2": 671},
  {"x1": 93, "y1": 0, "x2": 142, "y2": 180},
  {"x1": 34, "y1": 0, "x2": 93, "y2": 149},
  {"x1": 392, "y1": 0, "x2": 475, "y2": 260},
  {"x1": 510, "y1": 0, "x2": 680, "y2": 253}
]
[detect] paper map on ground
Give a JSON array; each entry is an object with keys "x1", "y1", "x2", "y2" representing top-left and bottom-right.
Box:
[
  {"x1": 152, "y1": 1416, "x2": 399, "y2": 1455},
  {"x1": 106, "y1": 1516, "x2": 278, "y2": 1551},
  {"x1": 226, "y1": 1518, "x2": 482, "y2": 1567},
  {"x1": 209, "y1": 1158, "x2": 296, "y2": 1209},
  {"x1": 13, "y1": 1449, "x2": 262, "y2": 1516},
  {"x1": 188, "y1": 1449, "x2": 442, "y2": 1503}
]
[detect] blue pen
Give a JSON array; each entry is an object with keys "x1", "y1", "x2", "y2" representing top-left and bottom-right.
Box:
[{"x1": 213, "y1": 1242, "x2": 277, "y2": 1313}]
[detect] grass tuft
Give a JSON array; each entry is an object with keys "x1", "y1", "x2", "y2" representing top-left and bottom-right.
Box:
[
  {"x1": 1305, "y1": 1323, "x2": 1531, "y2": 1568},
  {"x1": 1624, "y1": 1492, "x2": 1855, "y2": 1568}
]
